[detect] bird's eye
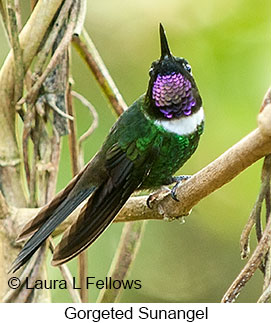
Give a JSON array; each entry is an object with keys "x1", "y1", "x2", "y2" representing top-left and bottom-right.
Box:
[
  {"x1": 183, "y1": 63, "x2": 192, "y2": 74},
  {"x1": 149, "y1": 67, "x2": 154, "y2": 76}
]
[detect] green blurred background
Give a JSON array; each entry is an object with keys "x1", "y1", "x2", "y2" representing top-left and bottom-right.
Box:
[{"x1": 1, "y1": 0, "x2": 271, "y2": 302}]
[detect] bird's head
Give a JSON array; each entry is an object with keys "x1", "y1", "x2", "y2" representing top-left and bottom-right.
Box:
[{"x1": 145, "y1": 24, "x2": 202, "y2": 119}]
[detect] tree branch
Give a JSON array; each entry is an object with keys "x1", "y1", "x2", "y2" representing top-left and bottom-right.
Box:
[
  {"x1": 72, "y1": 31, "x2": 128, "y2": 115},
  {"x1": 71, "y1": 90, "x2": 99, "y2": 169},
  {"x1": 7, "y1": 0, "x2": 24, "y2": 108},
  {"x1": 97, "y1": 221, "x2": 146, "y2": 303}
]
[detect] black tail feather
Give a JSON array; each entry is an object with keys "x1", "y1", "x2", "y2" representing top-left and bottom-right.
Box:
[
  {"x1": 10, "y1": 187, "x2": 94, "y2": 273},
  {"x1": 51, "y1": 179, "x2": 136, "y2": 266}
]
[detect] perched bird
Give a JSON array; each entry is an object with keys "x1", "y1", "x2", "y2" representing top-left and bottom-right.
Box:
[{"x1": 11, "y1": 24, "x2": 204, "y2": 272}]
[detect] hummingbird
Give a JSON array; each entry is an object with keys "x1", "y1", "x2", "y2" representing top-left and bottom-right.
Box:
[{"x1": 11, "y1": 24, "x2": 204, "y2": 272}]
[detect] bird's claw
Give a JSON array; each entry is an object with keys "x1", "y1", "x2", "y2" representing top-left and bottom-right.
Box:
[
  {"x1": 171, "y1": 184, "x2": 179, "y2": 202},
  {"x1": 147, "y1": 176, "x2": 191, "y2": 207},
  {"x1": 170, "y1": 175, "x2": 191, "y2": 202},
  {"x1": 147, "y1": 187, "x2": 171, "y2": 209},
  {"x1": 146, "y1": 194, "x2": 155, "y2": 209}
]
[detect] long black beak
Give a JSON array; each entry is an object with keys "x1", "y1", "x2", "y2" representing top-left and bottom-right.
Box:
[{"x1": 159, "y1": 23, "x2": 172, "y2": 60}]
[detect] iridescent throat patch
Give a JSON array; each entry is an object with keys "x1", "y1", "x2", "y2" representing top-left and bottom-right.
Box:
[{"x1": 152, "y1": 72, "x2": 196, "y2": 118}]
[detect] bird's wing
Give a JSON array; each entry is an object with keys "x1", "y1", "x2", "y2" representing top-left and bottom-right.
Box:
[
  {"x1": 10, "y1": 163, "x2": 96, "y2": 273},
  {"x1": 51, "y1": 142, "x2": 158, "y2": 266}
]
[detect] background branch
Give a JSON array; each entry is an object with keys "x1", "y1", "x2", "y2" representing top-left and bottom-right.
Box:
[
  {"x1": 97, "y1": 221, "x2": 146, "y2": 303},
  {"x1": 7, "y1": 0, "x2": 24, "y2": 111},
  {"x1": 67, "y1": 82, "x2": 88, "y2": 303},
  {"x1": 72, "y1": 30, "x2": 128, "y2": 115},
  {"x1": 71, "y1": 90, "x2": 99, "y2": 170},
  {"x1": 221, "y1": 214, "x2": 271, "y2": 303}
]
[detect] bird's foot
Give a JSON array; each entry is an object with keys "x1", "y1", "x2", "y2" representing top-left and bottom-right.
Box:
[
  {"x1": 171, "y1": 175, "x2": 191, "y2": 202},
  {"x1": 147, "y1": 186, "x2": 171, "y2": 209}
]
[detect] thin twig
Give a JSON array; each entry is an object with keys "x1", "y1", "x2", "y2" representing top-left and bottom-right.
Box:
[
  {"x1": 4, "y1": 244, "x2": 47, "y2": 303},
  {"x1": 7, "y1": 0, "x2": 24, "y2": 117},
  {"x1": 67, "y1": 85, "x2": 79, "y2": 175},
  {"x1": 60, "y1": 261, "x2": 83, "y2": 303},
  {"x1": 67, "y1": 84, "x2": 88, "y2": 302},
  {"x1": 22, "y1": 108, "x2": 34, "y2": 192},
  {"x1": 46, "y1": 126, "x2": 61, "y2": 202},
  {"x1": 3, "y1": 250, "x2": 39, "y2": 302},
  {"x1": 265, "y1": 185, "x2": 271, "y2": 223},
  {"x1": 49, "y1": 238, "x2": 82, "y2": 303},
  {"x1": 14, "y1": 0, "x2": 21, "y2": 32},
  {"x1": 36, "y1": 127, "x2": 52, "y2": 206},
  {"x1": 71, "y1": 90, "x2": 98, "y2": 169},
  {"x1": 78, "y1": 252, "x2": 88, "y2": 303},
  {"x1": 257, "y1": 283, "x2": 271, "y2": 303},
  {"x1": 73, "y1": 0, "x2": 87, "y2": 36},
  {"x1": 72, "y1": 30, "x2": 127, "y2": 116},
  {"x1": 255, "y1": 205, "x2": 263, "y2": 243},
  {"x1": 263, "y1": 248, "x2": 271, "y2": 290},
  {"x1": 0, "y1": 1, "x2": 9, "y2": 38},
  {"x1": 33, "y1": 0, "x2": 74, "y2": 76},
  {"x1": 240, "y1": 163, "x2": 270, "y2": 259},
  {"x1": 260, "y1": 87, "x2": 271, "y2": 112},
  {"x1": 29, "y1": 110, "x2": 40, "y2": 207},
  {"x1": 72, "y1": 90, "x2": 99, "y2": 143},
  {"x1": 97, "y1": 221, "x2": 146, "y2": 303},
  {"x1": 222, "y1": 203, "x2": 271, "y2": 302},
  {"x1": 30, "y1": 0, "x2": 38, "y2": 11},
  {"x1": 14, "y1": 243, "x2": 47, "y2": 302},
  {"x1": 50, "y1": 101, "x2": 74, "y2": 120}
]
